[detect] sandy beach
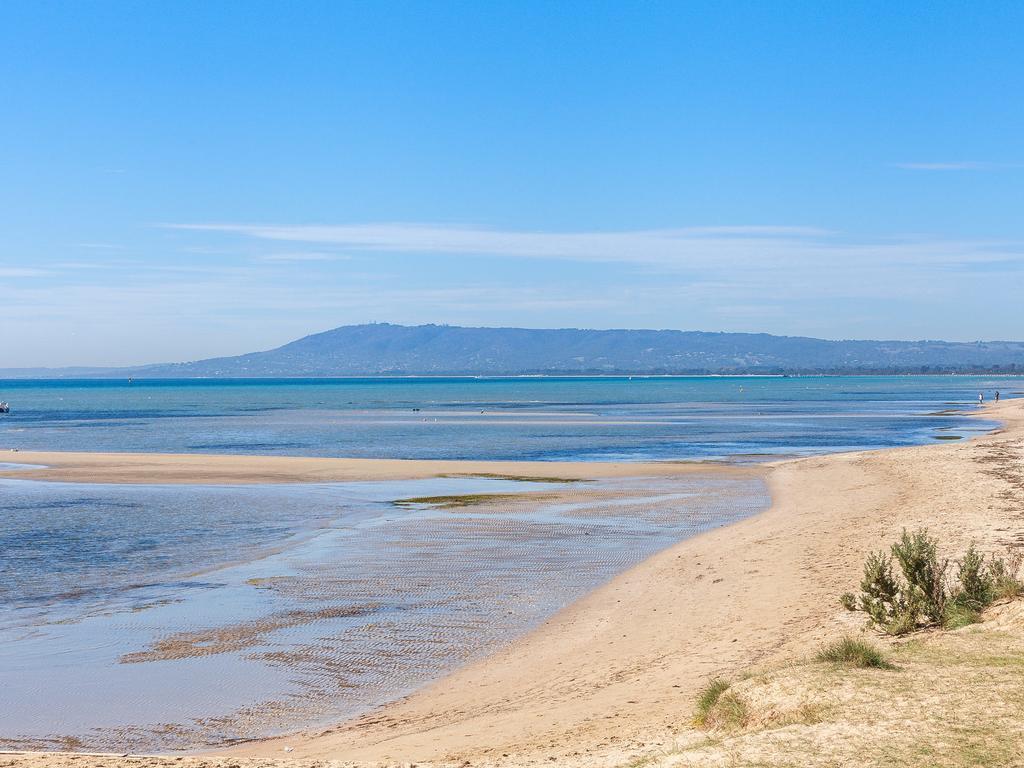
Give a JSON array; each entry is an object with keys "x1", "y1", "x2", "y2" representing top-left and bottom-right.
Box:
[{"x1": 3, "y1": 399, "x2": 1024, "y2": 767}]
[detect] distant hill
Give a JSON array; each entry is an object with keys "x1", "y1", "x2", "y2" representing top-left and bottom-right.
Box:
[{"x1": 55, "y1": 323, "x2": 1024, "y2": 377}]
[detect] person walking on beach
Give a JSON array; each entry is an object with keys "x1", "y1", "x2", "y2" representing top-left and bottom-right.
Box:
[
  {"x1": 995, "y1": 390, "x2": 1001, "y2": 402},
  {"x1": 979, "y1": 392, "x2": 985, "y2": 405}
]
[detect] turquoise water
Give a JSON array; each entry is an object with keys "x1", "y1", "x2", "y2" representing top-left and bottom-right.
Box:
[{"x1": 0, "y1": 375, "x2": 1016, "y2": 460}]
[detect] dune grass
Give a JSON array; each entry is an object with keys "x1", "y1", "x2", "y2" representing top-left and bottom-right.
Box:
[
  {"x1": 693, "y1": 678, "x2": 748, "y2": 729},
  {"x1": 693, "y1": 678, "x2": 730, "y2": 725},
  {"x1": 943, "y1": 602, "x2": 982, "y2": 629},
  {"x1": 815, "y1": 636, "x2": 894, "y2": 669}
]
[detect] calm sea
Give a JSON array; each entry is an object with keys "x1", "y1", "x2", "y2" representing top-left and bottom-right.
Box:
[
  {"x1": 0, "y1": 375, "x2": 1018, "y2": 751},
  {"x1": 0, "y1": 375, "x2": 1016, "y2": 461}
]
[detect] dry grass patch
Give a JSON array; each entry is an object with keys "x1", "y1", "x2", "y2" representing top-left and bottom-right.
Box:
[{"x1": 664, "y1": 602, "x2": 1024, "y2": 767}]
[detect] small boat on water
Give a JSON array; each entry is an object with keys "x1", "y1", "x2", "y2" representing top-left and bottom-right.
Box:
[{"x1": 0, "y1": 402, "x2": 9, "y2": 413}]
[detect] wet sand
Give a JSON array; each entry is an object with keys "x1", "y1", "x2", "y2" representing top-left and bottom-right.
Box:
[{"x1": 3, "y1": 399, "x2": 1022, "y2": 767}]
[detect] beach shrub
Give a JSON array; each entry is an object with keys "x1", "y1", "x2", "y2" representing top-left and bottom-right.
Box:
[
  {"x1": 815, "y1": 636, "x2": 893, "y2": 669},
  {"x1": 947, "y1": 545, "x2": 1022, "y2": 618},
  {"x1": 858, "y1": 550, "x2": 910, "y2": 630},
  {"x1": 884, "y1": 609, "x2": 919, "y2": 637},
  {"x1": 987, "y1": 550, "x2": 1024, "y2": 601},
  {"x1": 891, "y1": 529, "x2": 948, "y2": 624},
  {"x1": 839, "y1": 592, "x2": 858, "y2": 611},
  {"x1": 846, "y1": 531, "x2": 1024, "y2": 635},
  {"x1": 694, "y1": 678, "x2": 747, "y2": 729},
  {"x1": 955, "y1": 544, "x2": 992, "y2": 609}
]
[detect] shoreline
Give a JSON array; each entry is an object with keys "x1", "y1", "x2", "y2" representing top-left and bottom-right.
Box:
[
  {"x1": 2, "y1": 399, "x2": 1021, "y2": 767},
  {"x1": 219, "y1": 398, "x2": 1024, "y2": 766}
]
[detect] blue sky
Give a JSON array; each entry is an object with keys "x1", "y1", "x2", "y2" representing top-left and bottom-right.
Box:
[{"x1": 3, "y1": 1, "x2": 1023, "y2": 366}]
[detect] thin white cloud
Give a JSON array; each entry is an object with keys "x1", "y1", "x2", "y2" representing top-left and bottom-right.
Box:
[
  {"x1": 51, "y1": 262, "x2": 114, "y2": 270},
  {"x1": 258, "y1": 252, "x2": 350, "y2": 263},
  {"x1": 893, "y1": 161, "x2": 1015, "y2": 171},
  {"x1": 161, "y1": 221, "x2": 1024, "y2": 272},
  {"x1": 75, "y1": 242, "x2": 128, "y2": 250},
  {"x1": 0, "y1": 268, "x2": 50, "y2": 278}
]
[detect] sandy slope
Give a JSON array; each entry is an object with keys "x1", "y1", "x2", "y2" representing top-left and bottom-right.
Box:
[{"x1": 3, "y1": 400, "x2": 1023, "y2": 768}]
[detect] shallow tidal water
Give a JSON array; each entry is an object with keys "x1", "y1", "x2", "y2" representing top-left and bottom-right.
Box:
[{"x1": 0, "y1": 473, "x2": 768, "y2": 751}]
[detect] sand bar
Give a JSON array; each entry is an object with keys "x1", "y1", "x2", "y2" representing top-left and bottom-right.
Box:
[{"x1": 0, "y1": 450, "x2": 749, "y2": 485}]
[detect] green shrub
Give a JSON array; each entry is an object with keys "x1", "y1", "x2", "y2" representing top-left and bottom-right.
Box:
[
  {"x1": 859, "y1": 551, "x2": 906, "y2": 628},
  {"x1": 955, "y1": 544, "x2": 992, "y2": 609},
  {"x1": 891, "y1": 528, "x2": 948, "y2": 624},
  {"x1": 884, "y1": 607, "x2": 920, "y2": 637},
  {"x1": 815, "y1": 636, "x2": 894, "y2": 669},
  {"x1": 839, "y1": 592, "x2": 858, "y2": 611},
  {"x1": 845, "y1": 532, "x2": 1023, "y2": 635},
  {"x1": 694, "y1": 678, "x2": 747, "y2": 729}
]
